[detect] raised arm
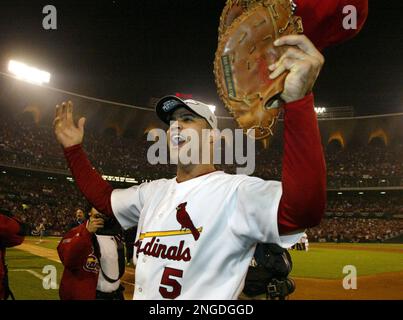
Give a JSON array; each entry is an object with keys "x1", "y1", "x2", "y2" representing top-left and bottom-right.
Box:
[
  {"x1": 269, "y1": 35, "x2": 327, "y2": 234},
  {"x1": 54, "y1": 101, "x2": 114, "y2": 216}
]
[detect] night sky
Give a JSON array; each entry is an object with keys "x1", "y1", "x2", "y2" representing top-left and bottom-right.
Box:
[{"x1": 0, "y1": 0, "x2": 402, "y2": 116}]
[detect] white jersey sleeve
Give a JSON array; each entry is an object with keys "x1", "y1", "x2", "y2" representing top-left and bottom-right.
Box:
[
  {"x1": 111, "y1": 180, "x2": 161, "y2": 230},
  {"x1": 229, "y1": 176, "x2": 303, "y2": 248},
  {"x1": 111, "y1": 184, "x2": 145, "y2": 229},
  {"x1": 111, "y1": 179, "x2": 170, "y2": 230}
]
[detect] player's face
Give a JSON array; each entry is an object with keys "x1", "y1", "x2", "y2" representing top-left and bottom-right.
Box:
[{"x1": 167, "y1": 108, "x2": 212, "y2": 163}]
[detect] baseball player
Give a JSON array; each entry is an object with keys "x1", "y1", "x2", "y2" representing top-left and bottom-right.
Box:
[
  {"x1": 32, "y1": 219, "x2": 46, "y2": 244},
  {"x1": 301, "y1": 232, "x2": 309, "y2": 251},
  {"x1": 54, "y1": 34, "x2": 326, "y2": 299}
]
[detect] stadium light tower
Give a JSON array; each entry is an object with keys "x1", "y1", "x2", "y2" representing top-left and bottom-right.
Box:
[{"x1": 8, "y1": 60, "x2": 51, "y2": 85}]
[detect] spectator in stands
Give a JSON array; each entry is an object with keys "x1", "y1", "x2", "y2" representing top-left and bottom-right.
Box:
[{"x1": 67, "y1": 208, "x2": 86, "y2": 230}]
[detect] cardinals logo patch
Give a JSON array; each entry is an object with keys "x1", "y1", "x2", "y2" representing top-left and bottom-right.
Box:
[
  {"x1": 176, "y1": 202, "x2": 200, "y2": 241},
  {"x1": 83, "y1": 252, "x2": 99, "y2": 273},
  {"x1": 138, "y1": 202, "x2": 203, "y2": 242}
]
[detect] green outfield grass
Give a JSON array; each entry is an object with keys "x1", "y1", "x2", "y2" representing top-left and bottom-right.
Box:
[
  {"x1": 6, "y1": 249, "x2": 62, "y2": 300},
  {"x1": 5, "y1": 240, "x2": 403, "y2": 300},
  {"x1": 26, "y1": 236, "x2": 61, "y2": 250},
  {"x1": 289, "y1": 243, "x2": 403, "y2": 279}
]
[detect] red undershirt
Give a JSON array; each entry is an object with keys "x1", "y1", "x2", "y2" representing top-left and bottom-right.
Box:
[{"x1": 63, "y1": 93, "x2": 326, "y2": 234}]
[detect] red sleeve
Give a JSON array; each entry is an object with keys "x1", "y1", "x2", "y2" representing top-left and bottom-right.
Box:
[
  {"x1": 57, "y1": 223, "x2": 94, "y2": 270},
  {"x1": 278, "y1": 94, "x2": 326, "y2": 234},
  {"x1": 0, "y1": 215, "x2": 25, "y2": 248},
  {"x1": 295, "y1": 0, "x2": 368, "y2": 51},
  {"x1": 64, "y1": 144, "x2": 114, "y2": 216}
]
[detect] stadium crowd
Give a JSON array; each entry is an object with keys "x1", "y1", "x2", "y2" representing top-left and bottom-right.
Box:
[
  {"x1": 327, "y1": 196, "x2": 403, "y2": 216},
  {"x1": 0, "y1": 173, "x2": 87, "y2": 236},
  {"x1": 1, "y1": 115, "x2": 402, "y2": 187},
  {"x1": 326, "y1": 145, "x2": 403, "y2": 188},
  {"x1": 307, "y1": 218, "x2": 403, "y2": 243}
]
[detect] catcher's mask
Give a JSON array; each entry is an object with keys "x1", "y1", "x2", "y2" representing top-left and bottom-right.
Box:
[{"x1": 156, "y1": 95, "x2": 218, "y2": 129}]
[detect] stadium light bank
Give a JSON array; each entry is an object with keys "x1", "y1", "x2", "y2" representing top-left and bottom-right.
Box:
[
  {"x1": 314, "y1": 106, "x2": 326, "y2": 114},
  {"x1": 8, "y1": 60, "x2": 51, "y2": 85}
]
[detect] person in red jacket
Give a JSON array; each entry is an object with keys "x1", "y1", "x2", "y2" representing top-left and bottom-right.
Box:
[
  {"x1": 0, "y1": 209, "x2": 26, "y2": 300},
  {"x1": 58, "y1": 207, "x2": 125, "y2": 300}
]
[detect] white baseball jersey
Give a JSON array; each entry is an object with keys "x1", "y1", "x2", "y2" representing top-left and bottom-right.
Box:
[{"x1": 111, "y1": 171, "x2": 302, "y2": 300}]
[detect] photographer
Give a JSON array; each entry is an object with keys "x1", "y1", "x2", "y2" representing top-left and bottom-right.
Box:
[
  {"x1": 0, "y1": 208, "x2": 26, "y2": 300},
  {"x1": 241, "y1": 243, "x2": 295, "y2": 300},
  {"x1": 58, "y1": 207, "x2": 125, "y2": 300}
]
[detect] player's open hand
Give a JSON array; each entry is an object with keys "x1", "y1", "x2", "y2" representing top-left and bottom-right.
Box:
[
  {"x1": 269, "y1": 35, "x2": 325, "y2": 103},
  {"x1": 53, "y1": 101, "x2": 86, "y2": 148}
]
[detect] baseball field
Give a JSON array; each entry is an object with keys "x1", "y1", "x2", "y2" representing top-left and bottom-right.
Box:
[{"x1": 6, "y1": 237, "x2": 403, "y2": 300}]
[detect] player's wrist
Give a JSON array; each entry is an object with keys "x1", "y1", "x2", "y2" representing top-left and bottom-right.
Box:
[
  {"x1": 63, "y1": 143, "x2": 82, "y2": 152},
  {"x1": 283, "y1": 93, "x2": 314, "y2": 110}
]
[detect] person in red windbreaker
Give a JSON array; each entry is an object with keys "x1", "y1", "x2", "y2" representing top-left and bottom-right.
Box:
[
  {"x1": 0, "y1": 209, "x2": 26, "y2": 300},
  {"x1": 57, "y1": 207, "x2": 125, "y2": 300}
]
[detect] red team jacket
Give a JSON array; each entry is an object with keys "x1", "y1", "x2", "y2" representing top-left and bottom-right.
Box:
[
  {"x1": 0, "y1": 214, "x2": 25, "y2": 300},
  {"x1": 57, "y1": 223, "x2": 100, "y2": 300}
]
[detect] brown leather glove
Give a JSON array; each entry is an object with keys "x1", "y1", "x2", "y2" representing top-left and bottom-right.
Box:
[{"x1": 214, "y1": 0, "x2": 303, "y2": 139}]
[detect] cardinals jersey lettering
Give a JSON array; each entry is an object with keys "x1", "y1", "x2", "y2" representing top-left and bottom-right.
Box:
[{"x1": 111, "y1": 171, "x2": 302, "y2": 299}]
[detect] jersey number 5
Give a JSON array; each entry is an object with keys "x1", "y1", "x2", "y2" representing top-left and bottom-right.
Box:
[{"x1": 159, "y1": 267, "x2": 183, "y2": 299}]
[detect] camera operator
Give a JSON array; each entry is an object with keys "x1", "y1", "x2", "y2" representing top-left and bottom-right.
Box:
[
  {"x1": 241, "y1": 243, "x2": 295, "y2": 300},
  {"x1": 0, "y1": 208, "x2": 27, "y2": 300},
  {"x1": 58, "y1": 206, "x2": 126, "y2": 300}
]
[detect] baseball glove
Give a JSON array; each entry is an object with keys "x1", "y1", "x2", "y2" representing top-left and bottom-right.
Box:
[{"x1": 214, "y1": 0, "x2": 303, "y2": 139}]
